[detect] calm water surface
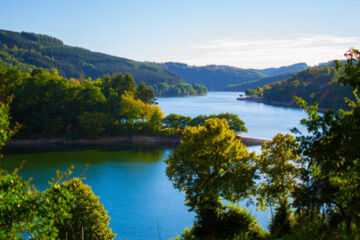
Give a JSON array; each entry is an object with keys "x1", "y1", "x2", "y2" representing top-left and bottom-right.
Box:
[
  {"x1": 158, "y1": 92, "x2": 307, "y2": 139},
  {"x1": 4, "y1": 92, "x2": 307, "y2": 239}
]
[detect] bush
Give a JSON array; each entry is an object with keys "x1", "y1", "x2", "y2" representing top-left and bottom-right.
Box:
[
  {"x1": 172, "y1": 204, "x2": 269, "y2": 240},
  {"x1": 45, "y1": 177, "x2": 116, "y2": 240}
]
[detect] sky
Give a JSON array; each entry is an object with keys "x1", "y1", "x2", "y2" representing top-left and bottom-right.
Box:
[{"x1": 1, "y1": 0, "x2": 360, "y2": 68}]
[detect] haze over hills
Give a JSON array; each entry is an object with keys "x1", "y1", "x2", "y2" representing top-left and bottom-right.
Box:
[
  {"x1": 257, "y1": 63, "x2": 308, "y2": 76},
  {"x1": 159, "y1": 62, "x2": 308, "y2": 91}
]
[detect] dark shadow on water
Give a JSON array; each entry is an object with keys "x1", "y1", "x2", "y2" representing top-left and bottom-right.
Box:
[
  {"x1": 1, "y1": 145, "x2": 173, "y2": 175},
  {"x1": 4, "y1": 144, "x2": 172, "y2": 155}
]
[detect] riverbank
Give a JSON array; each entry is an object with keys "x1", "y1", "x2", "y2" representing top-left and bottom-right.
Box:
[
  {"x1": 5, "y1": 135, "x2": 267, "y2": 149},
  {"x1": 237, "y1": 95, "x2": 330, "y2": 112}
]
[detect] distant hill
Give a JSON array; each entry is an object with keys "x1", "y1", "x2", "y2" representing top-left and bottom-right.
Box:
[
  {"x1": 246, "y1": 66, "x2": 354, "y2": 110},
  {"x1": 227, "y1": 72, "x2": 294, "y2": 91},
  {"x1": 159, "y1": 62, "x2": 308, "y2": 91},
  {"x1": 258, "y1": 63, "x2": 308, "y2": 76},
  {"x1": 0, "y1": 29, "x2": 182, "y2": 85},
  {"x1": 158, "y1": 62, "x2": 266, "y2": 91}
]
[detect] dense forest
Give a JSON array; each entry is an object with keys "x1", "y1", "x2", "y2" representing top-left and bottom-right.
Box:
[
  {"x1": 159, "y1": 62, "x2": 308, "y2": 91},
  {"x1": 245, "y1": 66, "x2": 354, "y2": 110},
  {"x1": 0, "y1": 65, "x2": 164, "y2": 139},
  {"x1": 151, "y1": 82, "x2": 207, "y2": 96},
  {"x1": 0, "y1": 65, "x2": 237, "y2": 139}
]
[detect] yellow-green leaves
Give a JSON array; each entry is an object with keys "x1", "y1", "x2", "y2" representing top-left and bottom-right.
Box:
[
  {"x1": 166, "y1": 118, "x2": 256, "y2": 213},
  {"x1": 256, "y1": 133, "x2": 302, "y2": 210}
]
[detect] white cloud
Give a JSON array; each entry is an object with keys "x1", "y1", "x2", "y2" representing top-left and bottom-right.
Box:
[{"x1": 155, "y1": 35, "x2": 360, "y2": 68}]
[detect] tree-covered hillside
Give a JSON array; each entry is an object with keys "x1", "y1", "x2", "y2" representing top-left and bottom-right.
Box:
[
  {"x1": 159, "y1": 62, "x2": 308, "y2": 91},
  {"x1": 227, "y1": 72, "x2": 294, "y2": 91},
  {"x1": 0, "y1": 30, "x2": 182, "y2": 86},
  {"x1": 258, "y1": 63, "x2": 308, "y2": 76},
  {"x1": 159, "y1": 62, "x2": 266, "y2": 91},
  {"x1": 246, "y1": 66, "x2": 354, "y2": 110}
]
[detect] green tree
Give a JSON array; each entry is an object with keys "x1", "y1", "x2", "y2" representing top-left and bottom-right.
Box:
[
  {"x1": 162, "y1": 113, "x2": 192, "y2": 129},
  {"x1": 123, "y1": 73, "x2": 137, "y2": 94},
  {"x1": 190, "y1": 113, "x2": 247, "y2": 133},
  {"x1": 0, "y1": 100, "x2": 58, "y2": 239},
  {"x1": 166, "y1": 118, "x2": 256, "y2": 239},
  {"x1": 45, "y1": 175, "x2": 116, "y2": 240},
  {"x1": 0, "y1": 98, "x2": 20, "y2": 154},
  {"x1": 136, "y1": 81, "x2": 156, "y2": 104},
  {"x1": 119, "y1": 93, "x2": 145, "y2": 122},
  {"x1": 78, "y1": 112, "x2": 108, "y2": 138},
  {"x1": 215, "y1": 113, "x2": 247, "y2": 133},
  {"x1": 293, "y1": 48, "x2": 360, "y2": 237},
  {"x1": 173, "y1": 205, "x2": 268, "y2": 240},
  {"x1": 255, "y1": 134, "x2": 302, "y2": 236}
]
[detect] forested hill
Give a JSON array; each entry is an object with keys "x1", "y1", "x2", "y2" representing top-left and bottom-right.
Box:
[
  {"x1": 246, "y1": 66, "x2": 354, "y2": 110},
  {"x1": 258, "y1": 63, "x2": 308, "y2": 76},
  {"x1": 158, "y1": 62, "x2": 265, "y2": 90},
  {"x1": 159, "y1": 62, "x2": 308, "y2": 91},
  {"x1": 0, "y1": 29, "x2": 182, "y2": 85},
  {"x1": 227, "y1": 72, "x2": 294, "y2": 91}
]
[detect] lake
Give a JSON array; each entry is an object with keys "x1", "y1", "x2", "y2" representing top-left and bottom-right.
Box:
[
  {"x1": 158, "y1": 92, "x2": 307, "y2": 140},
  {"x1": 3, "y1": 92, "x2": 307, "y2": 240}
]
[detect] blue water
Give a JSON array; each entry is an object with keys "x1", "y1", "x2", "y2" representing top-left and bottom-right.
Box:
[
  {"x1": 3, "y1": 92, "x2": 308, "y2": 239},
  {"x1": 158, "y1": 92, "x2": 307, "y2": 140}
]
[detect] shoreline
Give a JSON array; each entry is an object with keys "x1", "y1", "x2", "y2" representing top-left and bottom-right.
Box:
[
  {"x1": 5, "y1": 135, "x2": 267, "y2": 149},
  {"x1": 237, "y1": 96, "x2": 330, "y2": 112}
]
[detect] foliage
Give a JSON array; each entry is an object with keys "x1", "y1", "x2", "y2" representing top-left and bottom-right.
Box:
[
  {"x1": 0, "y1": 29, "x2": 182, "y2": 86},
  {"x1": 0, "y1": 97, "x2": 20, "y2": 156},
  {"x1": 159, "y1": 62, "x2": 266, "y2": 91},
  {"x1": 254, "y1": 134, "x2": 303, "y2": 238},
  {"x1": 162, "y1": 114, "x2": 192, "y2": 129},
  {"x1": 245, "y1": 88, "x2": 263, "y2": 97},
  {"x1": 256, "y1": 134, "x2": 302, "y2": 210},
  {"x1": 289, "y1": 210, "x2": 327, "y2": 240},
  {"x1": 161, "y1": 112, "x2": 247, "y2": 137},
  {"x1": 292, "y1": 48, "x2": 360, "y2": 237},
  {"x1": 0, "y1": 167, "x2": 49, "y2": 239},
  {"x1": 166, "y1": 118, "x2": 256, "y2": 239},
  {"x1": 0, "y1": 167, "x2": 116, "y2": 239},
  {"x1": 160, "y1": 62, "x2": 307, "y2": 91},
  {"x1": 151, "y1": 82, "x2": 207, "y2": 97},
  {"x1": 0, "y1": 65, "x2": 165, "y2": 139},
  {"x1": 258, "y1": 63, "x2": 308, "y2": 76},
  {"x1": 78, "y1": 112, "x2": 108, "y2": 138},
  {"x1": 246, "y1": 66, "x2": 355, "y2": 110},
  {"x1": 269, "y1": 199, "x2": 293, "y2": 238},
  {"x1": 190, "y1": 113, "x2": 247, "y2": 133},
  {"x1": 45, "y1": 174, "x2": 116, "y2": 240},
  {"x1": 0, "y1": 100, "x2": 114, "y2": 239},
  {"x1": 228, "y1": 72, "x2": 293, "y2": 91},
  {"x1": 172, "y1": 205, "x2": 268, "y2": 240},
  {"x1": 136, "y1": 81, "x2": 156, "y2": 104}
]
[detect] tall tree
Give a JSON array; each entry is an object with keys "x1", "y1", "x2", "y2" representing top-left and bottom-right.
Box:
[
  {"x1": 294, "y1": 48, "x2": 360, "y2": 236},
  {"x1": 166, "y1": 118, "x2": 256, "y2": 239},
  {"x1": 135, "y1": 81, "x2": 156, "y2": 104},
  {"x1": 256, "y1": 133, "x2": 302, "y2": 237}
]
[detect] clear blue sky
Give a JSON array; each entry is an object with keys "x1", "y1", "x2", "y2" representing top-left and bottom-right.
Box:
[{"x1": 1, "y1": 0, "x2": 359, "y2": 68}]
